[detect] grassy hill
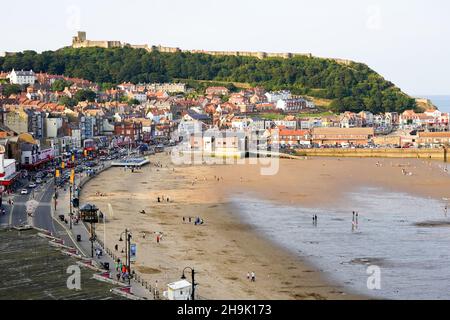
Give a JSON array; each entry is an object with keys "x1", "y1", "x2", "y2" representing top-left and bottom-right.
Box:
[{"x1": 0, "y1": 47, "x2": 417, "y2": 114}]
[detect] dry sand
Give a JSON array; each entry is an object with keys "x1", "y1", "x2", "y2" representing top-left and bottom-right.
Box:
[{"x1": 82, "y1": 154, "x2": 450, "y2": 300}]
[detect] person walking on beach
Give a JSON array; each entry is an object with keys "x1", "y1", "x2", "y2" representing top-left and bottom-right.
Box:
[
  {"x1": 251, "y1": 272, "x2": 256, "y2": 282},
  {"x1": 247, "y1": 272, "x2": 250, "y2": 281}
]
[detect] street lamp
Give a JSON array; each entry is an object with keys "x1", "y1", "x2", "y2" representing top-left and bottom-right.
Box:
[
  {"x1": 119, "y1": 229, "x2": 133, "y2": 285},
  {"x1": 181, "y1": 267, "x2": 196, "y2": 301}
]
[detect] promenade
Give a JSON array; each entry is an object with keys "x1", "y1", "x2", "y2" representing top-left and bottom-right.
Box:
[{"x1": 52, "y1": 165, "x2": 156, "y2": 300}]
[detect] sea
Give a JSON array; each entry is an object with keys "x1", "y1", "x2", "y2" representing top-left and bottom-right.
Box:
[
  {"x1": 231, "y1": 185, "x2": 450, "y2": 300},
  {"x1": 419, "y1": 95, "x2": 450, "y2": 113}
]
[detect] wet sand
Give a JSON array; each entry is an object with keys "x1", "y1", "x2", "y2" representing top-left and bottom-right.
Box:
[{"x1": 82, "y1": 155, "x2": 450, "y2": 300}]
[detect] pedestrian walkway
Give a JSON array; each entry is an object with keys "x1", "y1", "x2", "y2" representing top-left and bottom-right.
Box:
[{"x1": 52, "y1": 169, "x2": 154, "y2": 300}]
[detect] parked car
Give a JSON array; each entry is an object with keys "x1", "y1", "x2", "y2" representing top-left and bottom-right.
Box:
[
  {"x1": 28, "y1": 183, "x2": 37, "y2": 188},
  {"x1": 36, "y1": 178, "x2": 43, "y2": 184},
  {"x1": 20, "y1": 189, "x2": 29, "y2": 195}
]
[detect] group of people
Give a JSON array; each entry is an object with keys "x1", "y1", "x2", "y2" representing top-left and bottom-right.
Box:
[
  {"x1": 312, "y1": 214, "x2": 318, "y2": 226},
  {"x1": 246, "y1": 272, "x2": 256, "y2": 282},
  {"x1": 401, "y1": 168, "x2": 413, "y2": 176},
  {"x1": 157, "y1": 195, "x2": 171, "y2": 203},
  {"x1": 182, "y1": 216, "x2": 205, "y2": 226},
  {"x1": 153, "y1": 161, "x2": 164, "y2": 168},
  {"x1": 115, "y1": 259, "x2": 130, "y2": 282}
]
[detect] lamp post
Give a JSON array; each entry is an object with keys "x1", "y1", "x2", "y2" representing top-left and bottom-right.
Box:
[
  {"x1": 181, "y1": 267, "x2": 196, "y2": 301},
  {"x1": 119, "y1": 229, "x2": 132, "y2": 285}
]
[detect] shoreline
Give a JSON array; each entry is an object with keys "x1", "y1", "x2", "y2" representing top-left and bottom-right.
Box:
[
  {"x1": 81, "y1": 155, "x2": 364, "y2": 300},
  {"x1": 80, "y1": 154, "x2": 450, "y2": 300}
]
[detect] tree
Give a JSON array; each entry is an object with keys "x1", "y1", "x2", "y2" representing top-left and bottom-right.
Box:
[
  {"x1": 1, "y1": 84, "x2": 22, "y2": 97},
  {"x1": 58, "y1": 96, "x2": 77, "y2": 108},
  {"x1": 128, "y1": 98, "x2": 140, "y2": 106},
  {"x1": 51, "y1": 79, "x2": 73, "y2": 92},
  {"x1": 74, "y1": 89, "x2": 96, "y2": 102}
]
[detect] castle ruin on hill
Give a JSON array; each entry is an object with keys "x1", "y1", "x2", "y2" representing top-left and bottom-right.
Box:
[{"x1": 72, "y1": 31, "x2": 352, "y2": 65}]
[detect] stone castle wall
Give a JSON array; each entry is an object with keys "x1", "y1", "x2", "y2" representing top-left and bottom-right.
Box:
[{"x1": 71, "y1": 32, "x2": 353, "y2": 65}]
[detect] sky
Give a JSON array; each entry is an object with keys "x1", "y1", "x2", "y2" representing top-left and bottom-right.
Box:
[{"x1": 1, "y1": 0, "x2": 449, "y2": 95}]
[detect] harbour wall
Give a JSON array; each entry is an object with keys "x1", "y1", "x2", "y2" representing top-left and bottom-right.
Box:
[{"x1": 296, "y1": 148, "x2": 447, "y2": 161}]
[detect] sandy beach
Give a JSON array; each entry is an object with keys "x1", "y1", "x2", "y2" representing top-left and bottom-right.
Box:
[{"x1": 81, "y1": 154, "x2": 450, "y2": 300}]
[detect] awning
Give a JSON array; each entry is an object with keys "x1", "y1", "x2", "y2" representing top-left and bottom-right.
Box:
[
  {"x1": 0, "y1": 172, "x2": 21, "y2": 186},
  {"x1": 21, "y1": 156, "x2": 55, "y2": 169}
]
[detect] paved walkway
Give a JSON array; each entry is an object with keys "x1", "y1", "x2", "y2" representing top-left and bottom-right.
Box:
[{"x1": 52, "y1": 169, "x2": 155, "y2": 300}]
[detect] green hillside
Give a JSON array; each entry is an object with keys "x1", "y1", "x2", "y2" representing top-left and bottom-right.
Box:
[{"x1": 0, "y1": 47, "x2": 417, "y2": 114}]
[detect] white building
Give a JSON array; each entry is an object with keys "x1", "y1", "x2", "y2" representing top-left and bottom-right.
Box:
[
  {"x1": 0, "y1": 145, "x2": 18, "y2": 190},
  {"x1": 274, "y1": 120, "x2": 298, "y2": 129},
  {"x1": 46, "y1": 118, "x2": 63, "y2": 138},
  {"x1": 276, "y1": 98, "x2": 315, "y2": 112},
  {"x1": 147, "y1": 83, "x2": 186, "y2": 93},
  {"x1": 265, "y1": 90, "x2": 291, "y2": 103},
  {"x1": 163, "y1": 280, "x2": 192, "y2": 300},
  {"x1": 128, "y1": 92, "x2": 148, "y2": 103},
  {"x1": 8, "y1": 69, "x2": 36, "y2": 85}
]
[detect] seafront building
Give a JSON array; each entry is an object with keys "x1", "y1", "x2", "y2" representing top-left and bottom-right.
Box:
[{"x1": 0, "y1": 65, "x2": 449, "y2": 187}]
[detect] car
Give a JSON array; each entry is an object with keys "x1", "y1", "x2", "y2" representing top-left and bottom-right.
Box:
[
  {"x1": 28, "y1": 183, "x2": 37, "y2": 188},
  {"x1": 35, "y1": 178, "x2": 43, "y2": 184},
  {"x1": 20, "y1": 189, "x2": 29, "y2": 195}
]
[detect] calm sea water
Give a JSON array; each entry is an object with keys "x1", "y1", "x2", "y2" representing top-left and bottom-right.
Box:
[
  {"x1": 230, "y1": 186, "x2": 450, "y2": 300},
  {"x1": 420, "y1": 95, "x2": 450, "y2": 113}
]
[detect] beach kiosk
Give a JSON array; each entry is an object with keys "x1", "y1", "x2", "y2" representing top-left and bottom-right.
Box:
[{"x1": 163, "y1": 280, "x2": 192, "y2": 300}]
